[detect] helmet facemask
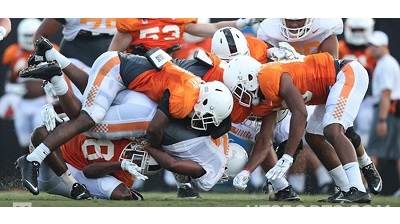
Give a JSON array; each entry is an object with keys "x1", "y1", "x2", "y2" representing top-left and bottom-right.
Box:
[
  {"x1": 119, "y1": 142, "x2": 162, "y2": 175},
  {"x1": 280, "y1": 18, "x2": 314, "y2": 41}
]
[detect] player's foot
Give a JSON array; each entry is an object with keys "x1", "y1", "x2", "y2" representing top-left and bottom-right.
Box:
[
  {"x1": 19, "y1": 60, "x2": 62, "y2": 81},
  {"x1": 15, "y1": 154, "x2": 40, "y2": 195},
  {"x1": 27, "y1": 37, "x2": 54, "y2": 66},
  {"x1": 71, "y1": 183, "x2": 92, "y2": 200},
  {"x1": 272, "y1": 185, "x2": 301, "y2": 201},
  {"x1": 177, "y1": 185, "x2": 200, "y2": 199},
  {"x1": 130, "y1": 189, "x2": 144, "y2": 201},
  {"x1": 361, "y1": 163, "x2": 382, "y2": 195},
  {"x1": 318, "y1": 187, "x2": 344, "y2": 203},
  {"x1": 332, "y1": 187, "x2": 371, "y2": 203}
]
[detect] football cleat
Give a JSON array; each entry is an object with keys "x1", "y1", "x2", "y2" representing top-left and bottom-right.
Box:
[
  {"x1": 361, "y1": 163, "x2": 382, "y2": 195},
  {"x1": 27, "y1": 37, "x2": 54, "y2": 66},
  {"x1": 318, "y1": 187, "x2": 344, "y2": 203},
  {"x1": 272, "y1": 185, "x2": 301, "y2": 201},
  {"x1": 130, "y1": 189, "x2": 144, "y2": 201},
  {"x1": 19, "y1": 60, "x2": 62, "y2": 81},
  {"x1": 332, "y1": 187, "x2": 371, "y2": 203},
  {"x1": 177, "y1": 185, "x2": 201, "y2": 199},
  {"x1": 15, "y1": 154, "x2": 40, "y2": 195},
  {"x1": 71, "y1": 183, "x2": 92, "y2": 200}
]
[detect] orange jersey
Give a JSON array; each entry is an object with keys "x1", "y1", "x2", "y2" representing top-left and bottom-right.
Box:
[
  {"x1": 251, "y1": 53, "x2": 336, "y2": 118},
  {"x1": 173, "y1": 37, "x2": 212, "y2": 59},
  {"x1": 338, "y1": 40, "x2": 376, "y2": 73},
  {"x1": 61, "y1": 134, "x2": 134, "y2": 188},
  {"x1": 123, "y1": 58, "x2": 203, "y2": 119},
  {"x1": 116, "y1": 18, "x2": 197, "y2": 52},
  {"x1": 2, "y1": 43, "x2": 59, "y2": 82},
  {"x1": 246, "y1": 35, "x2": 269, "y2": 64}
]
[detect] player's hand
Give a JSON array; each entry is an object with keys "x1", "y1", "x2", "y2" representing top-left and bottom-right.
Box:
[
  {"x1": 121, "y1": 159, "x2": 148, "y2": 181},
  {"x1": 233, "y1": 169, "x2": 251, "y2": 190},
  {"x1": 0, "y1": 26, "x2": 6, "y2": 41},
  {"x1": 236, "y1": 18, "x2": 265, "y2": 30},
  {"x1": 41, "y1": 104, "x2": 64, "y2": 132},
  {"x1": 278, "y1": 42, "x2": 302, "y2": 60},
  {"x1": 43, "y1": 81, "x2": 57, "y2": 98},
  {"x1": 265, "y1": 154, "x2": 293, "y2": 180}
]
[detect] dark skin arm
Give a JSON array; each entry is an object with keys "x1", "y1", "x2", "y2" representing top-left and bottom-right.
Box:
[
  {"x1": 278, "y1": 73, "x2": 308, "y2": 157},
  {"x1": 146, "y1": 109, "x2": 169, "y2": 148},
  {"x1": 34, "y1": 18, "x2": 62, "y2": 42},
  {"x1": 242, "y1": 111, "x2": 277, "y2": 173},
  {"x1": 83, "y1": 161, "x2": 122, "y2": 178},
  {"x1": 319, "y1": 35, "x2": 339, "y2": 59},
  {"x1": 144, "y1": 145, "x2": 205, "y2": 178}
]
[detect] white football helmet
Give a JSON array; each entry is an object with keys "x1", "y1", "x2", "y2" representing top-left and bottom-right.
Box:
[
  {"x1": 224, "y1": 142, "x2": 248, "y2": 179},
  {"x1": 211, "y1": 27, "x2": 250, "y2": 62},
  {"x1": 222, "y1": 55, "x2": 262, "y2": 107},
  {"x1": 183, "y1": 18, "x2": 210, "y2": 43},
  {"x1": 280, "y1": 18, "x2": 314, "y2": 41},
  {"x1": 191, "y1": 81, "x2": 233, "y2": 131},
  {"x1": 344, "y1": 18, "x2": 375, "y2": 46},
  {"x1": 17, "y1": 18, "x2": 42, "y2": 52},
  {"x1": 119, "y1": 141, "x2": 162, "y2": 176}
]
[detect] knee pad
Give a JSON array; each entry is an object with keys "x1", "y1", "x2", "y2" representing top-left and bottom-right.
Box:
[
  {"x1": 344, "y1": 126, "x2": 361, "y2": 149},
  {"x1": 87, "y1": 105, "x2": 107, "y2": 124}
]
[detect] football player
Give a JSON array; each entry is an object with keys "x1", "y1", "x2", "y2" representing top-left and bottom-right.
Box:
[
  {"x1": 108, "y1": 18, "x2": 263, "y2": 56},
  {"x1": 257, "y1": 18, "x2": 382, "y2": 197},
  {"x1": 223, "y1": 53, "x2": 372, "y2": 203},
  {"x1": 0, "y1": 19, "x2": 58, "y2": 154},
  {"x1": 15, "y1": 37, "x2": 233, "y2": 196}
]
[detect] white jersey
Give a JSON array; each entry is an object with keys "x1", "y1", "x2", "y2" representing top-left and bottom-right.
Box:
[
  {"x1": 62, "y1": 18, "x2": 117, "y2": 41},
  {"x1": 371, "y1": 54, "x2": 400, "y2": 103},
  {"x1": 162, "y1": 134, "x2": 229, "y2": 191},
  {"x1": 257, "y1": 18, "x2": 343, "y2": 55}
]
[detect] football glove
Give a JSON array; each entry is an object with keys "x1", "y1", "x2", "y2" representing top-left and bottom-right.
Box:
[
  {"x1": 43, "y1": 81, "x2": 57, "y2": 98},
  {"x1": 233, "y1": 169, "x2": 251, "y2": 190},
  {"x1": 278, "y1": 42, "x2": 302, "y2": 60},
  {"x1": 0, "y1": 26, "x2": 6, "y2": 41},
  {"x1": 41, "y1": 104, "x2": 64, "y2": 132},
  {"x1": 265, "y1": 154, "x2": 293, "y2": 180},
  {"x1": 121, "y1": 159, "x2": 148, "y2": 181}
]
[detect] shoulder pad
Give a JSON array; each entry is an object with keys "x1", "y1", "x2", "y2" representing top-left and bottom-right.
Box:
[{"x1": 193, "y1": 49, "x2": 213, "y2": 68}]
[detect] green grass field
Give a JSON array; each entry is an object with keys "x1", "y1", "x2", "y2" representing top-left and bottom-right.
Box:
[{"x1": 1, "y1": 190, "x2": 399, "y2": 207}]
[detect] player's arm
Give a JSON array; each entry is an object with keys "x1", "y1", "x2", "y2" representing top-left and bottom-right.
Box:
[
  {"x1": 320, "y1": 35, "x2": 339, "y2": 59},
  {"x1": 108, "y1": 31, "x2": 132, "y2": 52},
  {"x1": 184, "y1": 18, "x2": 261, "y2": 37},
  {"x1": 242, "y1": 112, "x2": 276, "y2": 173},
  {"x1": 143, "y1": 144, "x2": 205, "y2": 178},
  {"x1": 278, "y1": 73, "x2": 307, "y2": 157},
  {"x1": 83, "y1": 161, "x2": 122, "y2": 178},
  {"x1": 34, "y1": 18, "x2": 63, "y2": 42}
]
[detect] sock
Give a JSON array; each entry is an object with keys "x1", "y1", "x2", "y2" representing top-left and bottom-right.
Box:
[
  {"x1": 26, "y1": 143, "x2": 51, "y2": 164},
  {"x1": 59, "y1": 170, "x2": 77, "y2": 191},
  {"x1": 50, "y1": 75, "x2": 68, "y2": 96},
  {"x1": 45, "y1": 48, "x2": 71, "y2": 69},
  {"x1": 357, "y1": 152, "x2": 373, "y2": 168},
  {"x1": 315, "y1": 166, "x2": 333, "y2": 187},
  {"x1": 343, "y1": 162, "x2": 366, "y2": 192},
  {"x1": 176, "y1": 181, "x2": 191, "y2": 189},
  {"x1": 287, "y1": 174, "x2": 306, "y2": 193},
  {"x1": 329, "y1": 165, "x2": 350, "y2": 192},
  {"x1": 270, "y1": 177, "x2": 289, "y2": 192}
]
